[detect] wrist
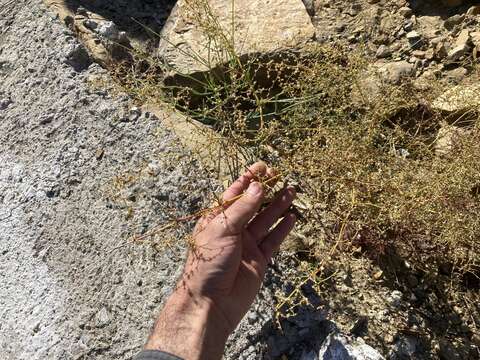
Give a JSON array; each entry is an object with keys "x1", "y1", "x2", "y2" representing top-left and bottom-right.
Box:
[{"x1": 145, "y1": 288, "x2": 230, "y2": 360}]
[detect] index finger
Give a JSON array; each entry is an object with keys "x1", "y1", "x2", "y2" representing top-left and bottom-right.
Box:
[{"x1": 222, "y1": 161, "x2": 274, "y2": 202}]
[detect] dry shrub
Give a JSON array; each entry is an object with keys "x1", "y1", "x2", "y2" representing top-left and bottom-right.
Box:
[
  {"x1": 114, "y1": 1, "x2": 480, "y2": 287},
  {"x1": 269, "y1": 50, "x2": 480, "y2": 278}
]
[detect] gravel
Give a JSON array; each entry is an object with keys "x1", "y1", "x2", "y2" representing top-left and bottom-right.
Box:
[{"x1": 0, "y1": 1, "x2": 209, "y2": 358}]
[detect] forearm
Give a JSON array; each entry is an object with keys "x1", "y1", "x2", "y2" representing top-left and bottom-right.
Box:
[{"x1": 144, "y1": 289, "x2": 230, "y2": 360}]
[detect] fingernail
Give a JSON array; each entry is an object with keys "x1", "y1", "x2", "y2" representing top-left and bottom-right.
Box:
[{"x1": 247, "y1": 182, "x2": 263, "y2": 196}]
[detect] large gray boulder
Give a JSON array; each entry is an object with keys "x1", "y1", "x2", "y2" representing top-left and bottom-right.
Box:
[{"x1": 158, "y1": 0, "x2": 315, "y2": 76}]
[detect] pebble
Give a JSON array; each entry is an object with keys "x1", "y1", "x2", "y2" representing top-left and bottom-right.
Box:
[
  {"x1": 373, "y1": 270, "x2": 383, "y2": 280},
  {"x1": 406, "y1": 31, "x2": 421, "y2": 47},
  {"x1": 455, "y1": 29, "x2": 471, "y2": 48},
  {"x1": 393, "y1": 336, "x2": 419, "y2": 358},
  {"x1": 376, "y1": 45, "x2": 391, "y2": 58},
  {"x1": 398, "y1": 6, "x2": 413, "y2": 18},
  {"x1": 447, "y1": 45, "x2": 468, "y2": 61},
  {"x1": 95, "y1": 148, "x2": 104, "y2": 160},
  {"x1": 444, "y1": 14, "x2": 465, "y2": 30},
  {"x1": 446, "y1": 67, "x2": 468, "y2": 82},
  {"x1": 388, "y1": 290, "x2": 403, "y2": 308},
  {"x1": 95, "y1": 307, "x2": 110, "y2": 328},
  {"x1": 247, "y1": 312, "x2": 258, "y2": 323},
  {"x1": 0, "y1": 98, "x2": 12, "y2": 110}
]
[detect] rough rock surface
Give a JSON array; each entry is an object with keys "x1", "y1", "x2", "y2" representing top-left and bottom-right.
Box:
[
  {"x1": 316, "y1": 333, "x2": 385, "y2": 360},
  {"x1": 432, "y1": 83, "x2": 480, "y2": 112},
  {"x1": 158, "y1": 0, "x2": 315, "y2": 74}
]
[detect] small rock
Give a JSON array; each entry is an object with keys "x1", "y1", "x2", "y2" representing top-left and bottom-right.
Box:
[
  {"x1": 147, "y1": 161, "x2": 161, "y2": 176},
  {"x1": 447, "y1": 45, "x2": 468, "y2": 61},
  {"x1": 430, "y1": 36, "x2": 444, "y2": 46},
  {"x1": 406, "y1": 31, "x2": 422, "y2": 48},
  {"x1": 348, "y1": 34, "x2": 358, "y2": 43},
  {"x1": 32, "y1": 321, "x2": 41, "y2": 334},
  {"x1": 350, "y1": 316, "x2": 368, "y2": 336},
  {"x1": 82, "y1": 19, "x2": 98, "y2": 31},
  {"x1": 0, "y1": 98, "x2": 12, "y2": 110},
  {"x1": 39, "y1": 114, "x2": 54, "y2": 125},
  {"x1": 95, "y1": 21, "x2": 127, "y2": 43},
  {"x1": 377, "y1": 61, "x2": 415, "y2": 84},
  {"x1": 95, "y1": 148, "x2": 104, "y2": 160},
  {"x1": 384, "y1": 334, "x2": 395, "y2": 344},
  {"x1": 346, "y1": 4, "x2": 362, "y2": 17},
  {"x1": 335, "y1": 22, "x2": 347, "y2": 33},
  {"x1": 414, "y1": 70, "x2": 437, "y2": 91},
  {"x1": 64, "y1": 43, "x2": 92, "y2": 72},
  {"x1": 403, "y1": 20, "x2": 414, "y2": 32},
  {"x1": 247, "y1": 311, "x2": 258, "y2": 324},
  {"x1": 397, "y1": 148, "x2": 410, "y2": 158},
  {"x1": 128, "y1": 107, "x2": 141, "y2": 122},
  {"x1": 434, "y1": 124, "x2": 470, "y2": 156},
  {"x1": 444, "y1": 14, "x2": 465, "y2": 30},
  {"x1": 446, "y1": 67, "x2": 467, "y2": 82},
  {"x1": 95, "y1": 307, "x2": 110, "y2": 328},
  {"x1": 398, "y1": 6, "x2": 413, "y2": 17},
  {"x1": 388, "y1": 290, "x2": 403, "y2": 307},
  {"x1": 392, "y1": 336, "x2": 419, "y2": 358},
  {"x1": 424, "y1": 48, "x2": 435, "y2": 60},
  {"x1": 412, "y1": 50, "x2": 426, "y2": 58},
  {"x1": 455, "y1": 29, "x2": 471, "y2": 48},
  {"x1": 373, "y1": 270, "x2": 383, "y2": 280},
  {"x1": 435, "y1": 42, "x2": 449, "y2": 59},
  {"x1": 376, "y1": 45, "x2": 391, "y2": 58}
]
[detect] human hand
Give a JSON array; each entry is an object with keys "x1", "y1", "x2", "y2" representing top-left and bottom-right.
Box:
[{"x1": 145, "y1": 162, "x2": 297, "y2": 360}]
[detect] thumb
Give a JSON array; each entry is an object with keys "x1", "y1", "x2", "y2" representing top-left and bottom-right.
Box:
[{"x1": 220, "y1": 182, "x2": 264, "y2": 233}]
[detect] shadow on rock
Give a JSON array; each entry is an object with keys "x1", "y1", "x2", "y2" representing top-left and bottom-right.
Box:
[
  {"x1": 62, "y1": 0, "x2": 177, "y2": 48},
  {"x1": 377, "y1": 247, "x2": 479, "y2": 359},
  {"x1": 409, "y1": 0, "x2": 480, "y2": 17}
]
